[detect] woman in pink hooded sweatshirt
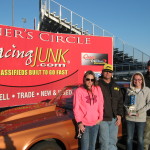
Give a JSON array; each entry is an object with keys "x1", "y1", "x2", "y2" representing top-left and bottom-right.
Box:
[{"x1": 73, "y1": 70, "x2": 104, "y2": 150}]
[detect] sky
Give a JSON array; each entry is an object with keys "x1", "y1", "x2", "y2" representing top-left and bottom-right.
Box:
[{"x1": 0, "y1": 0, "x2": 150, "y2": 56}]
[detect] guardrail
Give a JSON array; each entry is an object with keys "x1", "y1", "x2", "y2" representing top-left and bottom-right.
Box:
[{"x1": 40, "y1": 0, "x2": 150, "y2": 77}]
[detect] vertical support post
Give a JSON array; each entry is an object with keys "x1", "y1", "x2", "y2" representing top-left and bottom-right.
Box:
[
  {"x1": 142, "y1": 52, "x2": 144, "y2": 71},
  {"x1": 81, "y1": 17, "x2": 83, "y2": 35},
  {"x1": 12, "y1": 0, "x2": 14, "y2": 26},
  {"x1": 47, "y1": 0, "x2": 50, "y2": 17},
  {"x1": 102, "y1": 29, "x2": 104, "y2": 36},
  {"x1": 92, "y1": 23, "x2": 94, "y2": 35},
  {"x1": 133, "y1": 48, "x2": 135, "y2": 63},
  {"x1": 70, "y1": 11, "x2": 73, "y2": 33},
  {"x1": 59, "y1": 5, "x2": 62, "y2": 21},
  {"x1": 34, "y1": 18, "x2": 36, "y2": 30},
  {"x1": 39, "y1": 0, "x2": 42, "y2": 23},
  {"x1": 122, "y1": 41, "x2": 124, "y2": 61}
]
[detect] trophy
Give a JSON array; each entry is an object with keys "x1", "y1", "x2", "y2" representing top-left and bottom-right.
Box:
[{"x1": 128, "y1": 92, "x2": 137, "y2": 116}]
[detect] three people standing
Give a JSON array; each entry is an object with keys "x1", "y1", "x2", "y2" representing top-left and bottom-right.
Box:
[{"x1": 73, "y1": 63, "x2": 150, "y2": 150}]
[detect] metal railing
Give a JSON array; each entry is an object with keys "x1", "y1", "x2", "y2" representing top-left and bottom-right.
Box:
[{"x1": 40, "y1": 0, "x2": 150, "y2": 77}]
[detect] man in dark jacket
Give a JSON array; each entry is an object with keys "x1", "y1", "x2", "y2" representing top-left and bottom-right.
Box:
[
  {"x1": 98, "y1": 64, "x2": 123, "y2": 150},
  {"x1": 144, "y1": 60, "x2": 150, "y2": 88},
  {"x1": 144, "y1": 60, "x2": 150, "y2": 150}
]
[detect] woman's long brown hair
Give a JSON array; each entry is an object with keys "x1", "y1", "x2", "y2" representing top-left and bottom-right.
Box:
[{"x1": 83, "y1": 70, "x2": 97, "y2": 90}]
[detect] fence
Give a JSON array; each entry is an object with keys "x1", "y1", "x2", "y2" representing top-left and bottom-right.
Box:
[{"x1": 40, "y1": 0, "x2": 150, "y2": 77}]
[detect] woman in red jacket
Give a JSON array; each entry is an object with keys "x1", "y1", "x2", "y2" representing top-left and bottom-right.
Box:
[{"x1": 73, "y1": 70, "x2": 104, "y2": 150}]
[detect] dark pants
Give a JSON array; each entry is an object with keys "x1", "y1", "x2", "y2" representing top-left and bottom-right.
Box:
[{"x1": 126, "y1": 120, "x2": 146, "y2": 150}]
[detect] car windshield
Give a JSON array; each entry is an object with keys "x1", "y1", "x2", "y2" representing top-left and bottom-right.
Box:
[{"x1": 50, "y1": 86, "x2": 78, "y2": 110}]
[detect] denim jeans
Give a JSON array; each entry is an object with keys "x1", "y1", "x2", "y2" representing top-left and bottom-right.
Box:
[
  {"x1": 126, "y1": 120, "x2": 146, "y2": 150},
  {"x1": 99, "y1": 118, "x2": 118, "y2": 150},
  {"x1": 80, "y1": 124, "x2": 99, "y2": 150},
  {"x1": 144, "y1": 116, "x2": 150, "y2": 150}
]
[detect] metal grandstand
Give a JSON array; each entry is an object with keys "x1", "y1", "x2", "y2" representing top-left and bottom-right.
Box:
[{"x1": 38, "y1": 0, "x2": 150, "y2": 81}]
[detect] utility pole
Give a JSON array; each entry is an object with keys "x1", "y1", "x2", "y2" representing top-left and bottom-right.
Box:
[
  {"x1": 39, "y1": 0, "x2": 41, "y2": 23},
  {"x1": 12, "y1": 0, "x2": 14, "y2": 26}
]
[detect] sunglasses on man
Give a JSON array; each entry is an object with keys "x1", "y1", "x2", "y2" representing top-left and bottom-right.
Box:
[{"x1": 103, "y1": 70, "x2": 113, "y2": 73}]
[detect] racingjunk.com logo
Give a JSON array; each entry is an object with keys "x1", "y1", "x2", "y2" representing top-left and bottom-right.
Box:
[
  {"x1": 0, "y1": 45, "x2": 70, "y2": 68},
  {"x1": 82, "y1": 53, "x2": 108, "y2": 66}
]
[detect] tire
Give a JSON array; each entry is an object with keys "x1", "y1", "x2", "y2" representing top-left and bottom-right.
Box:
[{"x1": 30, "y1": 141, "x2": 62, "y2": 150}]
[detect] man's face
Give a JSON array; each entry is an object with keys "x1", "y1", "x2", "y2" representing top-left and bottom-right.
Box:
[
  {"x1": 102, "y1": 70, "x2": 113, "y2": 80},
  {"x1": 148, "y1": 66, "x2": 150, "y2": 73}
]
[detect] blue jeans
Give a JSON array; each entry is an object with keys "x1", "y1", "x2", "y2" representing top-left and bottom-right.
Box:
[
  {"x1": 126, "y1": 120, "x2": 146, "y2": 150},
  {"x1": 80, "y1": 124, "x2": 99, "y2": 150},
  {"x1": 99, "y1": 118, "x2": 118, "y2": 150}
]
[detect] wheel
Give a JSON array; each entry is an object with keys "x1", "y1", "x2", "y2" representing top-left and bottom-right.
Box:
[{"x1": 30, "y1": 141, "x2": 62, "y2": 150}]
